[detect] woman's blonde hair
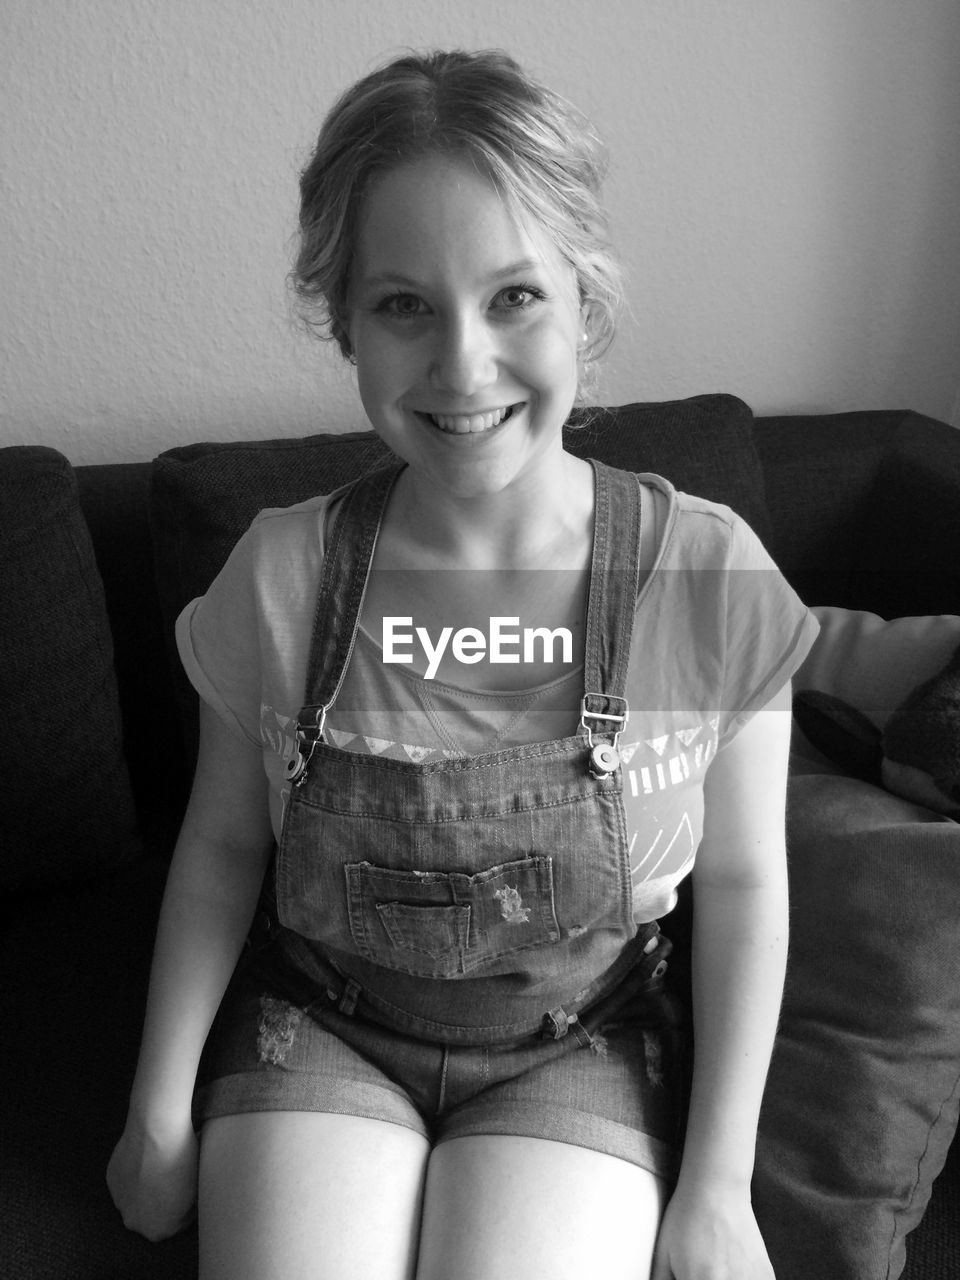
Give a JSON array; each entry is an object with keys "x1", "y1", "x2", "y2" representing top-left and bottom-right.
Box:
[{"x1": 292, "y1": 49, "x2": 622, "y2": 365}]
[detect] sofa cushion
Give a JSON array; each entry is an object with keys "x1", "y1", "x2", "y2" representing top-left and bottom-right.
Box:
[
  {"x1": 794, "y1": 606, "x2": 960, "y2": 733},
  {"x1": 150, "y1": 394, "x2": 768, "y2": 763},
  {"x1": 753, "y1": 771, "x2": 960, "y2": 1280},
  {"x1": 151, "y1": 428, "x2": 392, "y2": 628},
  {"x1": 0, "y1": 856, "x2": 198, "y2": 1278},
  {"x1": 152, "y1": 393, "x2": 766, "y2": 615},
  {"x1": 565, "y1": 393, "x2": 771, "y2": 541},
  {"x1": 0, "y1": 447, "x2": 142, "y2": 895},
  {"x1": 151, "y1": 395, "x2": 768, "y2": 745},
  {"x1": 151, "y1": 427, "x2": 394, "y2": 761},
  {"x1": 852, "y1": 411, "x2": 960, "y2": 620}
]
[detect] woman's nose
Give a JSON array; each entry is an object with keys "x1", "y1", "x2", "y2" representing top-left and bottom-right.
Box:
[{"x1": 429, "y1": 315, "x2": 498, "y2": 396}]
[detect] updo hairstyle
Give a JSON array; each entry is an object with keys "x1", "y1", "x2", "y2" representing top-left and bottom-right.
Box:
[{"x1": 292, "y1": 49, "x2": 622, "y2": 365}]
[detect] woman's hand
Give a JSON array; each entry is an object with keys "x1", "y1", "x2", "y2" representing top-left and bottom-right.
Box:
[
  {"x1": 106, "y1": 1116, "x2": 199, "y2": 1242},
  {"x1": 651, "y1": 1181, "x2": 774, "y2": 1280}
]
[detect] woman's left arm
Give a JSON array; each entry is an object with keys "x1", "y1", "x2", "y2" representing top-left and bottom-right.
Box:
[{"x1": 653, "y1": 680, "x2": 793, "y2": 1280}]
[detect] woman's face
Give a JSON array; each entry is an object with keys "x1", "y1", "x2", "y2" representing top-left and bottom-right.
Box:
[{"x1": 345, "y1": 152, "x2": 586, "y2": 500}]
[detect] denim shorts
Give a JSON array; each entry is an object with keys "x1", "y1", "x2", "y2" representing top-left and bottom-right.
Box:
[{"x1": 194, "y1": 921, "x2": 687, "y2": 1183}]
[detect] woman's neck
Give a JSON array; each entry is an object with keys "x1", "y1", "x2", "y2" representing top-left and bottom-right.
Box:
[{"x1": 383, "y1": 452, "x2": 595, "y2": 572}]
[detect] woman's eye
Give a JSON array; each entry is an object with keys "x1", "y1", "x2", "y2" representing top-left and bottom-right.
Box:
[
  {"x1": 493, "y1": 285, "x2": 545, "y2": 311},
  {"x1": 378, "y1": 293, "x2": 426, "y2": 318}
]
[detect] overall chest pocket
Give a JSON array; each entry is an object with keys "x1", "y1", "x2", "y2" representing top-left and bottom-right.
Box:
[{"x1": 344, "y1": 856, "x2": 561, "y2": 978}]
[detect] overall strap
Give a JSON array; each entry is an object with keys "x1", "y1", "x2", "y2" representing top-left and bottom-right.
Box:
[
  {"x1": 580, "y1": 460, "x2": 643, "y2": 772},
  {"x1": 285, "y1": 461, "x2": 403, "y2": 784}
]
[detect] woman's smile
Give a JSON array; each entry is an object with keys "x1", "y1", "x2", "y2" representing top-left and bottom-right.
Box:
[{"x1": 413, "y1": 403, "x2": 523, "y2": 435}]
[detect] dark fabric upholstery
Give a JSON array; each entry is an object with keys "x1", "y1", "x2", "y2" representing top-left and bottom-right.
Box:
[
  {"x1": 0, "y1": 446, "x2": 142, "y2": 895},
  {"x1": 564, "y1": 393, "x2": 771, "y2": 542},
  {"x1": 751, "y1": 409, "x2": 904, "y2": 606},
  {"x1": 151, "y1": 429, "x2": 393, "y2": 619},
  {"x1": 77, "y1": 462, "x2": 190, "y2": 852},
  {"x1": 754, "y1": 770, "x2": 960, "y2": 1280},
  {"x1": 0, "y1": 856, "x2": 197, "y2": 1279},
  {"x1": 851, "y1": 412, "x2": 960, "y2": 619},
  {"x1": 903, "y1": 1145, "x2": 960, "y2": 1280},
  {"x1": 151, "y1": 428, "x2": 394, "y2": 764}
]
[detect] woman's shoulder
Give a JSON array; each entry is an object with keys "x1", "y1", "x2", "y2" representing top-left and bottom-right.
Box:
[
  {"x1": 241, "y1": 488, "x2": 344, "y2": 566},
  {"x1": 634, "y1": 471, "x2": 739, "y2": 528},
  {"x1": 251, "y1": 488, "x2": 338, "y2": 535},
  {"x1": 633, "y1": 471, "x2": 773, "y2": 573},
  {"x1": 201, "y1": 489, "x2": 344, "y2": 615}
]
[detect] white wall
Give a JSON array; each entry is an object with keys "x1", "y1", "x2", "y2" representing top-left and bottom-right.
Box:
[{"x1": 2, "y1": 0, "x2": 958, "y2": 464}]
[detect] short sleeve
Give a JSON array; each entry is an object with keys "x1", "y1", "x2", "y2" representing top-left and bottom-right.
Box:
[
  {"x1": 718, "y1": 516, "x2": 820, "y2": 747},
  {"x1": 175, "y1": 522, "x2": 266, "y2": 747}
]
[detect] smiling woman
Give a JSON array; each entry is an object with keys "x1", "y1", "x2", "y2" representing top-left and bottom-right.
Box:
[{"x1": 108, "y1": 48, "x2": 819, "y2": 1280}]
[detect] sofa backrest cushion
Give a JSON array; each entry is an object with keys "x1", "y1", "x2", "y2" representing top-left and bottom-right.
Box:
[
  {"x1": 564, "y1": 395, "x2": 771, "y2": 540},
  {"x1": 851, "y1": 410, "x2": 960, "y2": 619},
  {"x1": 151, "y1": 393, "x2": 769, "y2": 756},
  {"x1": 0, "y1": 447, "x2": 142, "y2": 896}
]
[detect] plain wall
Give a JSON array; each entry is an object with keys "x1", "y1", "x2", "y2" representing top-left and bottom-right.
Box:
[{"x1": 2, "y1": 0, "x2": 959, "y2": 464}]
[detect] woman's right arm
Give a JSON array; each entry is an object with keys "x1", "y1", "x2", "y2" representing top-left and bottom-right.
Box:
[{"x1": 107, "y1": 701, "x2": 275, "y2": 1241}]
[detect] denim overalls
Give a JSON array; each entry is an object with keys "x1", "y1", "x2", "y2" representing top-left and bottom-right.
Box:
[{"x1": 271, "y1": 457, "x2": 671, "y2": 1048}]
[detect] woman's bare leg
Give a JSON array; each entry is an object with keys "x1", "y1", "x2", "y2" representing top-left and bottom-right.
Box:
[
  {"x1": 416, "y1": 1134, "x2": 668, "y2": 1280},
  {"x1": 198, "y1": 1112, "x2": 429, "y2": 1280}
]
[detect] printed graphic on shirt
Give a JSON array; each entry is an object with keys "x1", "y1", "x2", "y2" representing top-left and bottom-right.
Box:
[
  {"x1": 619, "y1": 717, "x2": 717, "y2": 905},
  {"x1": 326, "y1": 727, "x2": 458, "y2": 763},
  {"x1": 621, "y1": 717, "x2": 718, "y2": 799}
]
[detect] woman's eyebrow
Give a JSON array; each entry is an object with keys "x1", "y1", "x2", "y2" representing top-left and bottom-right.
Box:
[
  {"x1": 358, "y1": 258, "x2": 544, "y2": 291},
  {"x1": 357, "y1": 272, "x2": 422, "y2": 291}
]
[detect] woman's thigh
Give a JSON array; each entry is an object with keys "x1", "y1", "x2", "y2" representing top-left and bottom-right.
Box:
[
  {"x1": 416, "y1": 1134, "x2": 669, "y2": 1280},
  {"x1": 198, "y1": 1111, "x2": 430, "y2": 1280}
]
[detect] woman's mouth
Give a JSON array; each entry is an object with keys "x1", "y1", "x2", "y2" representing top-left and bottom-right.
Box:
[{"x1": 417, "y1": 404, "x2": 521, "y2": 434}]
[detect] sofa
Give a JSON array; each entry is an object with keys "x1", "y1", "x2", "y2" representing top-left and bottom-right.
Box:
[{"x1": 2, "y1": 393, "x2": 958, "y2": 1280}]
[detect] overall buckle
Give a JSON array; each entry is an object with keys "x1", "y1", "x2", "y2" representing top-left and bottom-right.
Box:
[
  {"x1": 580, "y1": 693, "x2": 628, "y2": 778},
  {"x1": 284, "y1": 704, "x2": 328, "y2": 786}
]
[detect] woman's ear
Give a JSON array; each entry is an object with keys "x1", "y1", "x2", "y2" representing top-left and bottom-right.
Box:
[{"x1": 578, "y1": 302, "x2": 593, "y2": 352}]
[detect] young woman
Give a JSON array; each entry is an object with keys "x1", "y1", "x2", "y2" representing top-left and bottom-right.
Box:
[{"x1": 108, "y1": 49, "x2": 818, "y2": 1279}]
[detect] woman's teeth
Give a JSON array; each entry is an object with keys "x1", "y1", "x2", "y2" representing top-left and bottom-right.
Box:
[{"x1": 427, "y1": 405, "x2": 515, "y2": 434}]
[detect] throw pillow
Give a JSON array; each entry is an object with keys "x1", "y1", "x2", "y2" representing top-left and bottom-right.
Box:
[
  {"x1": 795, "y1": 606, "x2": 960, "y2": 731},
  {"x1": 0, "y1": 447, "x2": 142, "y2": 896},
  {"x1": 753, "y1": 772, "x2": 960, "y2": 1280}
]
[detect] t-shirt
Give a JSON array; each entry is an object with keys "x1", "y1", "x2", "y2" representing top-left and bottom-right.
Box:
[{"x1": 177, "y1": 472, "x2": 819, "y2": 922}]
